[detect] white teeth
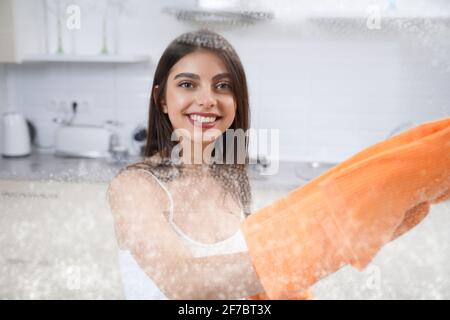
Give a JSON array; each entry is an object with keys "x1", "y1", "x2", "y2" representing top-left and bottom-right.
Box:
[{"x1": 189, "y1": 114, "x2": 217, "y2": 123}]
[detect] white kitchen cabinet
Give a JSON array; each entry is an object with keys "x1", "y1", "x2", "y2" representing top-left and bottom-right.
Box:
[{"x1": 0, "y1": 0, "x2": 46, "y2": 63}]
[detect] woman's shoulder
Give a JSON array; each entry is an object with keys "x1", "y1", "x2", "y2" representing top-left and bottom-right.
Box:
[
  {"x1": 112, "y1": 153, "x2": 167, "y2": 181},
  {"x1": 108, "y1": 158, "x2": 172, "y2": 205},
  {"x1": 110, "y1": 163, "x2": 160, "y2": 192},
  {"x1": 106, "y1": 158, "x2": 173, "y2": 250}
]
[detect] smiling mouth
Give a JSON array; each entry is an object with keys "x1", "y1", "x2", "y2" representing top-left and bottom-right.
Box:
[{"x1": 186, "y1": 114, "x2": 222, "y2": 129}]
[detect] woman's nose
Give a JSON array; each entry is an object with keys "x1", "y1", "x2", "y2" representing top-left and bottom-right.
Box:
[{"x1": 196, "y1": 87, "x2": 217, "y2": 107}]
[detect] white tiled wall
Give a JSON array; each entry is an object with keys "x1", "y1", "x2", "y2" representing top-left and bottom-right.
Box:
[
  {"x1": 0, "y1": 65, "x2": 7, "y2": 152},
  {"x1": 6, "y1": 61, "x2": 153, "y2": 151},
  {"x1": 2, "y1": 0, "x2": 450, "y2": 162},
  {"x1": 0, "y1": 65, "x2": 6, "y2": 110}
]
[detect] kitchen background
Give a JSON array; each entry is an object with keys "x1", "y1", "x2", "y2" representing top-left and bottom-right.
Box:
[
  {"x1": 1, "y1": 0, "x2": 449, "y2": 161},
  {"x1": 0, "y1": 0, "x2": 449, "y2": 299}
]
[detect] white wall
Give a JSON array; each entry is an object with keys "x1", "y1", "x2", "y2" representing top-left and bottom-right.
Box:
[
  {"x1": 0, "y1": 64, "x2": 8, "y2": 152},
  {"x1": 0, "y1": 65, "x2": 7, "y2": 108},
  {"x1": 3, "y1": 0, "x2": 450, "y2": 161}
]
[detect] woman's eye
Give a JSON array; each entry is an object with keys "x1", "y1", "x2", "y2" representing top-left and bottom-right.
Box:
[
  {"x1": 178, "y1": 82, "x2": 231, "y2": 90},
  {"x1": 179, "y1": 82, "x2": 194, "y2": 89},
  {"x1": 217, "y1": 82, "x2": 231, "y2": 90}
]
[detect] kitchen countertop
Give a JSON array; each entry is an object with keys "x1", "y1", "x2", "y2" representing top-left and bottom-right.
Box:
[
  {"x1": 0, "y1": 152, "x2": 337, "y2": 190},
  {"x1": 2, "y1": 153, "x2": 449, "y2": 299},
  {"x1": 0, "y1": 153, "x2": 134, "y2": 183}
]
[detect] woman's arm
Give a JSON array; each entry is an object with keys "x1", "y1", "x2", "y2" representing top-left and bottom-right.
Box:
[
  {"x1": 107, "y1": 169, "x2": 262, "y2": 299},
  {"x1": 241, "y1": 117, "x2": 450, "y2": 299}
]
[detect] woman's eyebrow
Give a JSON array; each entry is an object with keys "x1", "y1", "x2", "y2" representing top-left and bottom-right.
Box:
[
  {"x1": 212, "y1": 73, "x2": 231, "y2": 81},
  {"x1": 173, "y1": 72, "x2": 231, "y2": 81}
]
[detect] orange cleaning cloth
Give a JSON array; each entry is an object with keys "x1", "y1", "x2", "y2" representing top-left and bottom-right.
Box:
[{"x1": 241, "y1": 117, "x2": 450, "y2": 300}]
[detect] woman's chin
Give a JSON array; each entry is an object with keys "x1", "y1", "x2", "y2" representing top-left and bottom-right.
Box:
[{"x1": 188, "y1": 129, "x2": 223, "y2": 143}]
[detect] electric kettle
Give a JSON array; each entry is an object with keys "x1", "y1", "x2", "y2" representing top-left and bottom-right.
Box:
[{"x1": 1, "y1": 112, "x2": 31, "y2": 157}]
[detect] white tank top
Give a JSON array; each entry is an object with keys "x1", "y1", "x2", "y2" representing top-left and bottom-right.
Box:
[{"x1": 117, "y1": 169, "x2": 248, "y2": 300}]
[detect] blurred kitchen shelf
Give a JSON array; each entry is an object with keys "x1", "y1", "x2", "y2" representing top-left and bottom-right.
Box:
[
  {"x1": 308, "y1": 14, "x2": 450, "y2": 21},
  {"x1": 20, "y1": 54, "x2": 152, "y2": 64}
]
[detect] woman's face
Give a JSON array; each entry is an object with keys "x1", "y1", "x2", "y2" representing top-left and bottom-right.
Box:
[{"x1": 158, "y1": 49, "x2": 236, "y2": 147}]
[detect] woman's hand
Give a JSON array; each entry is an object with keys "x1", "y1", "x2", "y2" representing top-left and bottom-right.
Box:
[{"x1": 241, "y1": 117, "x2": 450, "y2": 299}]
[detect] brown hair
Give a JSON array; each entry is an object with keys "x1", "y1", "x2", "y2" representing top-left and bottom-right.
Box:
[{"x1": 129, "y1": 29, "x2": 252, "y2": 216}]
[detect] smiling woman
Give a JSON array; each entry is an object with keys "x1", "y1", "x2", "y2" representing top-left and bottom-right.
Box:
[
  {"x1": 156, "y1": 49, "x2": 238, "y2": 157},
  {"x1": 174, "y1": 71, "x2": 231, "y2": 129},
  {"x1": 148, "y1": 31, "x2": 250, "y2": 166},
  {"x1": 107, "y1": 29, "x2": 267, "y2": 300}
]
